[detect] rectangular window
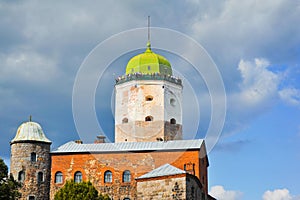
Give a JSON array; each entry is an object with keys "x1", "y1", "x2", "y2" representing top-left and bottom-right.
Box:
[{"x1": 28, "y1": 196, "x2": 35, "y2": 200}]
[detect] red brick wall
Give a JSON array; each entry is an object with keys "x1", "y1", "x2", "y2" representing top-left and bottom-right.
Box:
[{"x1": 50, "y1": 149, "x2": 207, "y2": 199}]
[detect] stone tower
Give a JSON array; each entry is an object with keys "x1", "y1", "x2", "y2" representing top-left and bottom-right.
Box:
[
  {"x1": 10, "y1": 119, "x2": 51, "y2": 200},
  {"x1": 115, "y1": 42, "x2": 183, "y2": 142}
]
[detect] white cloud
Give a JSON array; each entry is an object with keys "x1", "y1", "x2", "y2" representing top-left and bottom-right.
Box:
[
  {"x1": 279, "y1": 88, "x2": 300, "y2": 106},
  {"x1": 262, "y1": 188, "x2": 300, "y2": 200},
  {"x1": 210, "y1": 185, "x2": 243, "y2": 200},
  {"x1": 237, "y1": 58, "x2": 279, "y2": 106},
  {"x1": 0, "y1": 51, "x2": 58, "y2": 83},
  {"x1": 224, "y1": 58, "x2": 280, "y2": 135}
]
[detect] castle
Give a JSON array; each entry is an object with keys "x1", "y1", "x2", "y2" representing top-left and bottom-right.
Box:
[{"x1": 10, "y1": 40, "x2": 216, "y2": 200}]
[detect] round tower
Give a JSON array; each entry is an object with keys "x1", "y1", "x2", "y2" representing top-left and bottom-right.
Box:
[
  {"x1": 115, "y1": 42, "x2": 183, "y2": 142},
  {"x1": 10, "y1": 118, "x2": 51, "y2": 200}
]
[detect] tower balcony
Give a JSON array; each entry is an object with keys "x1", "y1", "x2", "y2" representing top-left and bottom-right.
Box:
[{"x1": 115, "y1": 73, "x2": 182, "y2": 86}]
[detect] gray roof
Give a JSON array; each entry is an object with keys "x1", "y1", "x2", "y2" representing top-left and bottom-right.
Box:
[
  {"x1": 11, "y1": 121, "x2": 51, "y2": 144},
  {"x1": 51, "y1": 139, "x2": 204, "y2": 154},
  {"x1": 137, "y1": 164, "x2": 186, "y2": 179}
]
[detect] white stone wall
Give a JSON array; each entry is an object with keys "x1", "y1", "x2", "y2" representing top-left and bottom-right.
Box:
[{"x1": 115, "y1": 80, "x2": 182, "y2": 142}]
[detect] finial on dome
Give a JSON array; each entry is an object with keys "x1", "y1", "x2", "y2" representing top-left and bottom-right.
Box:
[
  {"x1": 29, "y1": 115, "x2": 32, "y2": 122},
  {"x1": 146, "y1": 16, "x2": 152, "y2": 52}
]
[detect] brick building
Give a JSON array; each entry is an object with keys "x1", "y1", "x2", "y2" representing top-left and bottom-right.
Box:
[{"x1": 10, "y1": 41, "x2": 216, "y2": 200}]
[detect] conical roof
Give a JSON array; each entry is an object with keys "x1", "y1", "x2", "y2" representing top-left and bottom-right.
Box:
[
  {"x1": 11, "y1": 120, "x2": 51, "y2": 144},
  {"x1": 125, "y1": 42, "x2": 172, "y2": 75}
]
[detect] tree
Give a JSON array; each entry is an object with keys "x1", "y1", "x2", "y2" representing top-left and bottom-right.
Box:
[
  {"x1": 54, "y1": 180, "x2": 111, "y2": 200},
  {"x1": 0, "y1": 157, "x2": 21, "y2": 200}
]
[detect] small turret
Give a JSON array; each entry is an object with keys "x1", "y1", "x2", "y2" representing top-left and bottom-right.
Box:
[{"x1": 10, "y1": 118, "x2": 51, "y2": 200}]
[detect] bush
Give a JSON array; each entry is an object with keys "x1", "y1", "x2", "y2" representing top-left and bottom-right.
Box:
[{"x1": 54, "y1": 180, "x2": 110, "y2": 200}]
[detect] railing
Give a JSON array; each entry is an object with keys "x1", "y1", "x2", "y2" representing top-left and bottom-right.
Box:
[{"x1": 115, "y1": 73, "x2": 182, "y2": 85}]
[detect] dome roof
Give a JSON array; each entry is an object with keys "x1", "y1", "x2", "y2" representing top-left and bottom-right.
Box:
[
  {"x1": 125, "y1": 42, "x2": 172, "y2": 75},
  {"x1": 11, "y1": 121, "x2": 51, "y2": 144}
]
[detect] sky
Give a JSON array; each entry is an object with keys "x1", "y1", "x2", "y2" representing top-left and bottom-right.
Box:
[{"x1": 0, "y1": 1, "x2": 300, "y2": 199}]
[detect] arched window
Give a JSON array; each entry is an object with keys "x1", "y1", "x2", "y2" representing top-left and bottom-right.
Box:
[
  {"x1": 145, "y1": 95, "x2": 153, "y2": 101},
  {"x1": 170, "y1": 118, "x2": 176, "y2": 124},
  {"x1": 55, "y1": 172, "x2": 63, "y2": 184},
  {"x1": 37, "y1": 172, "x2": 43, "y2": 183},
  {"x1": 124, "y1": 198, "x2": 130, "y2": 200},
  {"x1": 104, "y1": 170, "x2": 112, "y2": 183},
  {"x1": 145, "y1": 116, "x2": 153, "y2": 122},
  {"x1": 18, "y1": 171, "x2": 25, "y2": 182},
  {"x1": 74, "y1": 171, "x2": 82, "y2": 183},
  {"x1": 122, "y1": 170, "x2": 131, "y2": 183},
  {"x1": 31, "y1": 152, "x2": 37, "y2": 162},
  {"x1": 122, "y1": 118, "x2": 128, "y2": 124}
]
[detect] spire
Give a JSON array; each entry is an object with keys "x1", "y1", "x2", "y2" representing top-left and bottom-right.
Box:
[
  {"x1": 146, "y1": 16, "x2": 152, "y2": 52},
  {"x1": 148, "y1": 15, "x2": 150, "y2": 43}
]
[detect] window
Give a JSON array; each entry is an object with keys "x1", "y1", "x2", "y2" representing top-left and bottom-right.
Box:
[
  {"x1": 74, "y1": 171, "x2": 82, "y2": 183},
  {"x1": 122, "y1": 118, "x2": 128, "y2": 124},
  {"x1": 28, "y1": 196, "x2": 35, "y2": 200},
  {"x1": 31, "y1": 152, "x2": 37, "y2": 162},
  {"x1": 37, "y1": 172, "x2": 43, "y2": 183},
  {"x1": 124, "y1": 198, "x2": 130, "y2": 200},
  {"x1": 170, "y1": 98, "x2": 176, "y2": 106},
  {"x1": 55, "y1": 172, "x2": 63, "y2": 184},
  {"x1": 18, "y1": 171, "x2": 25, "y2": 182},
  {"x1": 104, "y1": 170, "x2": 112, "y2": 183},
  {"x1": 145, "y1": 116, "x2": 153, "y2": 122},
  {"x1": 170, "y1": 118, "x2": 176, "y2": 124},
  {"x1": 122, "y1": 170, "x2": 131, "y2": 183},
  {"x1": 145, "y1": 95, "x2": 153, "y2": 101},
  {"x1": 147, "y1": 66, "x2": 151, "y2": 70}
]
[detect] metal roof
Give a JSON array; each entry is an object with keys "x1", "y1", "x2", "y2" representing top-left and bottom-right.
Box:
[
  {"x1": 51, "y1": 139, "x2": 204, "y2": 154},
  {"x1": 11, "y1": 121, "x2": 51, "y2": 144},
  {"x1": 136, "y1": 164, "x2": 186, "y2": 179}
]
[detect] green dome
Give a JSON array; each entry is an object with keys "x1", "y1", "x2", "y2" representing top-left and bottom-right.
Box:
[{"x1": 126, "y1": 42, "x2": 172, "y2": 75}]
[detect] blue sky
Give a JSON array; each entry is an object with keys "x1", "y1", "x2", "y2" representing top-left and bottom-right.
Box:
[{"x1": 1, "y1": 1, "x2": 300, "y2": 199}]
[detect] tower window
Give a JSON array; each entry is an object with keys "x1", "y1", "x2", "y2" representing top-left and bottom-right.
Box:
[
  {"x1": 74, "y1": 171, "x2": 82, "y2": 183},
  {"x1": 18, "y1": 171, "x2": 25, "y2": 182},
  {"x1": 104, "y1": 170, "x2": 112, "y2": 183},
  {"x1": 170, "y1": 98, "x2": 176, "y2": 106},
  {"x1": 145, "y1": 95, "x2": 153, "y2": 101},
  {"x1": 148, "y1": 66, "x2": 151, "y2": 70},
  {"x1": 122, "y1": 170, "x2": 131, "y2": 183},
  {"x1": 31, "y1": 152, "x2": 37, "y2": 162},
  {"x1": 170, "y1": 118, "x2": 176, "y2": 124},
  {"x1": 55, "y1": 172, "x2": 63, "y2": 184},
  {"x1": 122, "y1": 118, "x2": 128, "y2": 124},
  {"x1": 145, "y1": 116, "x2": 153, "y2": 122},
  {"x1": 37, "y1": 172, "x2": 44, "y2": 183}
]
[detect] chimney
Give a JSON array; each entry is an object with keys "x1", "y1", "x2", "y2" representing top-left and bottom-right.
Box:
[{"x1": 94, "y1": 135, "x2": 106, "y2": 144}]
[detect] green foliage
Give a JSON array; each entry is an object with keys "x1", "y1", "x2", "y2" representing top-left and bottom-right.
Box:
[
  {"x1": 0, "y1": 158, "x2": 21, "y2": 200},
  {"x1": 54, "y1": 180, "x2": 111, "y2": 200}
]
